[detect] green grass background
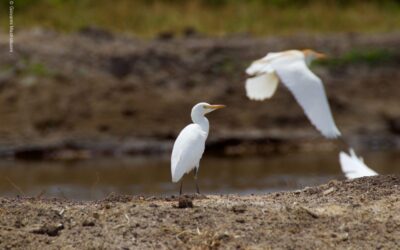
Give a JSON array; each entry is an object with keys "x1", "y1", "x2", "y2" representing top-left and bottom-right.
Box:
[{"x1": 1, "y1": 0, "x2": 400, "y2": 37}]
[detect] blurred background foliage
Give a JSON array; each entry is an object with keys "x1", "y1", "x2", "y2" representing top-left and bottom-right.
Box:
[{"x1": 1, "y1": 0, "x2": 400, "y2": 37}]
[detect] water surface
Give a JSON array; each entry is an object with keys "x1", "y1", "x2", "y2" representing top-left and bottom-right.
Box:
[{"x1": 0, "y1": 151, "x2": 399, "y2": 200}]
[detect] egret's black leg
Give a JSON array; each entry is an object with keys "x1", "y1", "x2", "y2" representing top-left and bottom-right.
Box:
[
  {"x1": 180, "y1": 180, "x2": 183, "y2": 195},
  {"x1": 194, "y1": 168, "x2": 200, "y2": 194}
]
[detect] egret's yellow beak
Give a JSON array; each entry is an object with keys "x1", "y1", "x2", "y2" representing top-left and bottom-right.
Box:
[{"x1": 207, "y1": 104, "x2": 226, "y2": 110}]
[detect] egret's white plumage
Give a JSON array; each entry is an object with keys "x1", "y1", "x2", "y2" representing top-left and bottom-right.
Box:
[
  {"x1": 171, "y1": 123, "x2": 207, "y2": 183},
  {"x1": 339, "y1": 148, "x2": 378, "y2": 179},
  {"x1": 171, "y1": 102, "x2": 225, "y2": 193},
  {"x1": 245, "y1": 49, "x2": 341, "y2": 139},
  {"x1": 245, "y1": 72, "x2": 279, "y2": 100}
]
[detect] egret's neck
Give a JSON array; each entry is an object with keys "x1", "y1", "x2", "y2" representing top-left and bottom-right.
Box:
[
  {"x1": 304, "y1": 54, "x2": 313, "y2": 66},
  {"x1": 191, "y1": 112, "x2": 209, "y2": 134}
]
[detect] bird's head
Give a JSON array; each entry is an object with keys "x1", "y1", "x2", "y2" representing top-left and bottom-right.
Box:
[
  {"x1": 192, "y1": 102, "x2": 226, "y2": 117},
  {"x1": 302, "y1": 49, "x2": 327, "y2": 65}
]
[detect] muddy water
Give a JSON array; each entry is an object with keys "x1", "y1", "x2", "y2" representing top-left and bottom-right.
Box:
[{"x1": 0, "y1": 151, "x2": 399, "y2": 200}]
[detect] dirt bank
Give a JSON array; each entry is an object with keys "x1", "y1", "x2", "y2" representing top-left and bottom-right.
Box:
[
  {"x1": 0, "y1": 175, "x2": 399, "y2": 249},
  {"x1": 0, "y1": 30, "x2": 400, "y2": 158}
]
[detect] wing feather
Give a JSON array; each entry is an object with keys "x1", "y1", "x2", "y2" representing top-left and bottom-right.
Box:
[
  {"x1": 171, "y1": 124, "x2": 206, "y2": 182},
  {"x1": 339, "y1": 148, "x2": 378, "y2": 179},
  {"x1": 272, "y1": 58, "x2": 341, "y2": 138},
  {"x1": 246, "y1": 57, "x2": 276, "y2": 76},
  {"x1": 245, "y1": 72, "x2": 279, "y2": 101}
]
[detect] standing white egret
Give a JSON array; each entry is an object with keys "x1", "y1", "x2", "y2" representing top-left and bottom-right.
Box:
[
  {"x1": 171, "y1": 102, "x2": 225, "y2": 195},
  {"x1": 245, "y1": 49, "x2": 341, "y2": 139},
  {"x1": 339, "y1": 148, "x2": 378, "y2": 179}
]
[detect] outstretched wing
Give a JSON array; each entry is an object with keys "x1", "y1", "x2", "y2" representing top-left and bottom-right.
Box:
[
  {"x1": 245, "y1": 53, "x2": 281, "y2": 76},
  {"x1": 245, "y1": 72, "x2": 279, "y2": 101},
  {"x1": 273, "y1": 58, "x2": 341, "y2": 138},
  {"x1": 339, "y1": 148, "x2": 378, "y2": 179},
  {"x1": 171, "y1": 124, "x2": 206, "y2": 183},
  {"x1": 245, "y1": 53, "x2": 282, "y2": 100}
]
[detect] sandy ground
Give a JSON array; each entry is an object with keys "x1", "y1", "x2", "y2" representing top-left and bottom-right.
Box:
[
  {"x1": 0, "y1": 175, "x2": 399, "y2": 249},
  {"x1": 0, "y1": 30, "x2": 399, "y2": 158}
]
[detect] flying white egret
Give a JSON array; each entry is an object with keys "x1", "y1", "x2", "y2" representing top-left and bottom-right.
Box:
[
  {"x1": 339, "y1": 148, "x2": 378, "y2": 179},
  {"x1": 245, "y1": 49, "x2": 341, "y2": 139},
  {"x1": 171, "y1": 102, "x2": 225, "y2": 195}
]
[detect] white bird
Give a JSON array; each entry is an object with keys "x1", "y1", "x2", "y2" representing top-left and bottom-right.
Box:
[
  {"x1": 245, "y1": 49, "x2": 341, "y2": 139},
  {"x1": 171, "y1": 102, "x2": 225, "y2": 194},
  {"x1": 339, "y1": 148, "x2": 378, "y2": 179}
]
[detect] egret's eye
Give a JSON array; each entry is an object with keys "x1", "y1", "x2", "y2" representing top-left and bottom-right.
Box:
[{"x1": 203, "y1": 105, "x2": 208, "y2": 109}]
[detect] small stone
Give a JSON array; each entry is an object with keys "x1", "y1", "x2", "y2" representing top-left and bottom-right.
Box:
[
  {"x1": 178, "y1": 197, "x2": 193, "y2": 208},
  {"x1": 232, "y1": 205, "x2": 246, "y2": 214},
  {"x1": 323, "y1": 187, "x2": 335, "y2": 195},
  {"x1": 149, "y1": 203, "x2": 159, "y2": 208},
  {"x1": 217, "y1": 232, "x2": 230, "y2": 241},
  {"x1": 30, "y1": 223, "x2": 64, "y2": 237},
  {"x1": 235, "y1": 218, "x2": 245, "y2": 224},
  {"x1": 82, "y1": 220, "x2": 95, "y2": 227}
]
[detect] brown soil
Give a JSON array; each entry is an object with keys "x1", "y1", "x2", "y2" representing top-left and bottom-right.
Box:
[
  {"x1": 0, "y1": 175, "x2": 399, "y2": 249},
  {"x1": 0, "y1": 30, "x2": 400, "y2": 158}
]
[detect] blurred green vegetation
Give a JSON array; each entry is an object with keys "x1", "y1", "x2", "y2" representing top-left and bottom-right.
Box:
[
  {"x1": 1, "y1": 0, "x2": 400, "y2": 36},
  {"x1": 25, "y1": 62, "x2": 52, "y2": 76},
  {"x1": 317, "y1": 49, "x2": 398, "y2": 67},
  {"x1": 15, "y1": 58, "x2": 56, "y2": 77}
]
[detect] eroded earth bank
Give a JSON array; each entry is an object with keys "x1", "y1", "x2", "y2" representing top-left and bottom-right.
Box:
[{"x1": 0, "y1": 30, "x2": 399, "y2": 158}]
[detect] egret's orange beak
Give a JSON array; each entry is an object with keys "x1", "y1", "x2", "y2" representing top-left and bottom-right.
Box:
[
  {"x1": 207, "y1": 104, "x2": 226, "y2": 110},
  {"x1": 302, "y1": 49, "x2": 327, "y2": 60},
  {"x1": 315, "y1": 52, "x2": 327, "y2": 59}
]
